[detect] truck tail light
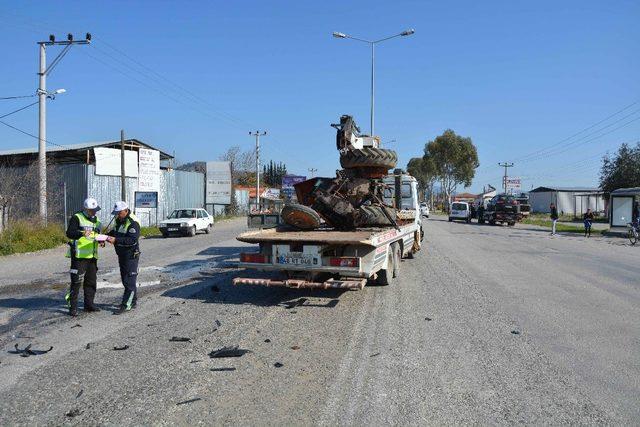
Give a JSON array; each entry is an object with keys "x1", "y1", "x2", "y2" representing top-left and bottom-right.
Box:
[
  {"x1": 329, "y1": 257, "x2": 359, "y2": 268},
  {"x1": 240, "y1": 253, "x2": 268, "y2": 263}
]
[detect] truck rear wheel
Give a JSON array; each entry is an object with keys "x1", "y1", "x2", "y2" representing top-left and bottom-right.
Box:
[{"x1": 376, "y1": 244, "x2": 400, "y2": 286}]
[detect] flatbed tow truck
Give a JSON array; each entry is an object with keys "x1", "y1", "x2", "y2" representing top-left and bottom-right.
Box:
[{"x1": 233, "y1": 172, "x2": 423, "y2": 290}]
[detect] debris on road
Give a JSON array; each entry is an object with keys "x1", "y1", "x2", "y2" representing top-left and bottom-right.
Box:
[
  {"x1": 176, "y1": 398, "x2": 202, "y2": 406},
  {"x1": 65, "y1": 409, "x2": 83, "y2": 418},
  {"x1": 290, "y1": 345, "x2": 300, "y2": 350},
  {"x1": 113, "y1": 345, "x2": 129, "y2": 351},
  {"x1": 190, "y1": 360, "x2": 203, "y2": 363},
  {"x1": 274, "y1": 362, "x2": 284, "y2": 368},
  {"x1": 209, "y1": 346, "x2": 250, "y2": 358},
  {"x1": 210, "y1": 367, "x2": 236, "y2": 372},
  {"x1": 11, "y1": 343, "x2": 53, "y2": 357},
  {"x1": 168, "y1": 312, "x2": 181, "y2": 317},
  {"x1": 215, "y1": 320, "x2": 222, "y2": 327},
  {"x1": 370, "y1": 352, "x2": 381, "y2": 357},
  {"x1": 85, "y1": 343, "x2": 91, "y2": 350},
  {"x1": 424, "y1": 317, "x2": 432, "y2": 321},
  {"x1": 284, "y1": 298, "x2": 307, "y2": 309},
  {"x1": 264, "y1": 339, "x2": 271, "y2": 343},
  {"x1": 76, "y1": 389, "x2": 84, "y2": 399},
  {"x1": 169, "y1": 337, "x2": 191, "y2": 342},
  {"x1": 511, "y1": 330, "x2": 521, "y2": 335},
  {"x1": 71, "y1": 324, "x2": 82, "y2": 328}
]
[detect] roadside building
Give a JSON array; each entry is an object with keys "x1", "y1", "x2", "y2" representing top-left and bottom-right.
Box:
[
  {"x1": 608, "y1": 187, "x2": 640, "y2": 230},
  {"x1": 452, "y1": 192, "x2": 476, "y2": 203},
  {"x1": 528, "y1": 186, "x2": 605, "y2": 216},
  {"x1": 0, "y1": 139, "x2": 204, "y2": 226}
]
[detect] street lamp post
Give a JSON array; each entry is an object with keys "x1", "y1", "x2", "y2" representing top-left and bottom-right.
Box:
[
  {"x1": 37, "y1": 33, "x2": 90, "y2": 224},
  {"x1": 333, "y1": 29, "x2": 414, "y2": 136}
]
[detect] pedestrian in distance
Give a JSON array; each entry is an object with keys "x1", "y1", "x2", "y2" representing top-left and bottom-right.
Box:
[
  {"x1": 583, "y1": 208, "x2": 595, "y2": 238},
  {"x1": 550, "y1": 203, "x2": 559, "y2": 235},
  {"x1": 65, "y1": 197, "x2": 104, "y2": 316},
  {"x1": 106, "y1": 201, "x2": 142, "y2": 315}
]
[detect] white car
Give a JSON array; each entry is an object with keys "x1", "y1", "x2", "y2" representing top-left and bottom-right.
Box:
[
  {"x1": 420, "y1": 202, "x2": 430, "y2": 218},
  {"x1": 159, "y1": 208, "x2": 214, "y2": 237},
  {"x1": 449, "y1": 202, "x2": 471, "y2": 223}
]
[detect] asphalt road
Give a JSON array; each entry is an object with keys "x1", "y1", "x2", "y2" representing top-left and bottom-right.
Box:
[{"x1": 0, "y1": 215, "x2": 638, "y2": 425}]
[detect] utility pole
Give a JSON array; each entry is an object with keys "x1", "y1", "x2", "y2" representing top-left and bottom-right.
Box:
[
  {"x1": 498, "y1": 162, "x2": 514, "y2": 194},
  {"x1": 120, "y1": 130, "x2": 126, "y2": 200},
  {"x1": 37, "y1": 33, "x2": 91, "y2": 224},
  {"x1": 249, "y1": 131, "x2": 266, "y2": 209},
  {"x1": 308, "y1": 168, "x2": 317, "y2": 178}
]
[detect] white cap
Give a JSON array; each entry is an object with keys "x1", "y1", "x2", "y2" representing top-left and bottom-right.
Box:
[
  {"x1": 111, "y1": 201, "x2": 129, "y2": 214},
  {"x1": 83, "y1": 197, "x2": 101, "y2": 212}
]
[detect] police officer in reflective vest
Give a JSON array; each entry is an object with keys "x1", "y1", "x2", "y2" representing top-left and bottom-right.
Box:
[
  {"x1": 65, "y1": 197, "x2": 103, "y2": 316},
  {"x1": 107, "y1": 201, "x2": 141, "y2": 314}
]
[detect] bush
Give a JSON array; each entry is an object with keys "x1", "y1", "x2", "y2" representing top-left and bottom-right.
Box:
[
  {"x1": 0, "y1": 221, "x2": 68, "y2": 256},
  {"x1": 140, "y1": 226, "x2": 162, "y2": 237}
]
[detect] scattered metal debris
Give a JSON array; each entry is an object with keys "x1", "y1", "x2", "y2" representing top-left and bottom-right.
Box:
[
  {"x1": 215, "y1": 320, "x2": 222, "y2": 327},
  {"x1": 284, "y1": 298, "x2": 307, "y2": 309},
  {"x1": 113, "y1": 345, "x2": 129, "y2": 351},
  {"x1": 209, "y1": 346, "x2": 250, "y2": 358},
  {"x1": 210, "y1": 367, "x2": 236, "y2": 372},
  {"x1": 511, "y1": 330, "x2": 521, "y2": 335},
  {"x1": 424, "y1": 317, "x2": 432, "y2": 321},
  {"x1": 11, "y1": 344, "x2": 53, "y2": 357},
  {"x1": 76, "y1": 389, "x2": 84, "y2": 399},
  {"x1": 274, "y1": 362, "x2": 284, "y2": 368},
  {"x1": 290, "y1": 311, "x2": 297, "y2": 314},
  {"x1": 176, "y1": 397, "x2": 202, "y2": 406},
  {"x1": 169, "y1": 312, "x2": 181, "y2": 317},
  {"x1": 65, "y1": 409, "x2": 83, "y2": 418},
  {"x1": 85, "y1": 343, "x2": 91, "y2": 350},
  {"x1": 169, "y1": 337, "x2": 191, "y2": 342},
  {"x1": 290, "y1": 345, "x2": 300, "y2": 350},
  {"x1": 71, "y1": 324, "x2": 82, "y2": 328},
  {"x1": 190, "y1": 360, "x2": 203, "y2": 364},
  {"x1": 370, "y1": 352, "x2": 381, "y2": 357},
  {"x1": 264, "y1": 339, "x2": 271, "y2": 343}
]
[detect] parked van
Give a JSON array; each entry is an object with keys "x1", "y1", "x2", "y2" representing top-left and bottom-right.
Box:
[{"x1": 449, "y1": 202, "x2": 471, "y2": 223}]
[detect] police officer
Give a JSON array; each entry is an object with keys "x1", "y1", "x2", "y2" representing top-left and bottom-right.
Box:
[
  {"x1": 107, "y1": 201, "x2": 141, "y2": 314},
  {"x1": 65, "y1": 197, "x2": 103, "y2": 316}
]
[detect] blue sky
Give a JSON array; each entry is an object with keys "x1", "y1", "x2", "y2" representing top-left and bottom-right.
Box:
[{"x1": 0, "y1": 1, "x2": 638, "y2": 193}]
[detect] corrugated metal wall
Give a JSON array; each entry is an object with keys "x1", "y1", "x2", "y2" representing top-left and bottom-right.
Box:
[
  {"x1": 529, "y1": 191, "x2": 605, "y2": 215},
  {"x1": 83, "y1": 166, "x2": 205, "y2": 227}
]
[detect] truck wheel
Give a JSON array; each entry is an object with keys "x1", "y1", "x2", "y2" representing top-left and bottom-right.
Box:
[
  {"x1": 376, "y1": 245, "x2": 399, "y2": 286},
  {"x1": 281, "y1": 204, "x2": 322, "y2": 230},
  {"x1": 339, "y1": 147, "x2": 398, "y2": 170}
]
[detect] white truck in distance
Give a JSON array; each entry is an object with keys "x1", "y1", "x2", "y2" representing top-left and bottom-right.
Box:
[{"x1": 233, "y1": 172, "x2": 423, "y2": 290}]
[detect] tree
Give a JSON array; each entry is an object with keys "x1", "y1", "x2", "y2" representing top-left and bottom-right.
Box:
[
  {"x1": 407, "y1": 156, "x2": 437, "y2": 206},
  {"x1": 423, "y1": 129, "x2": 479, "y2": 210},
  {"x1": 599, "y1": 142, "x2": 640, "y2": 195}
]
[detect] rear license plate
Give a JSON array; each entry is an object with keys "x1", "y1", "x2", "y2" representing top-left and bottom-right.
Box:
[
  {"x1": 168, "y1": 228, "x2": 178, "y2": 231},
  {"x1": 277, "y1": 254, "x2": 312, "y2": 265}
]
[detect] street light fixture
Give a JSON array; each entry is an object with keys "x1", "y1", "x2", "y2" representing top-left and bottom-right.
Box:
[{"x1": 332, "y1": 28, "x2": 415, "y2": 136}]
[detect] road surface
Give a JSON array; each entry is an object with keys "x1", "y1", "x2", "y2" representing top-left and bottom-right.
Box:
[{"x1": 0, "y1": 215, "x2": 637, "y2": 424}]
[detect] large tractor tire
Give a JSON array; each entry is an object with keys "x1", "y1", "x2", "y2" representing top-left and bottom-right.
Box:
[
  {"x1": 281, "y1": 204, "x2": 322, "y2": 230},
  {"x1": 356, "y1": 205, "x2": 396, "y2": 227},
  {"x1": 340, "y1": 147, "x2": 398, "y2": 170}
]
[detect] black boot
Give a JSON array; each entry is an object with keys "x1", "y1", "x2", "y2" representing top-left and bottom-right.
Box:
[
  {"x1": 113, "y1": 305, "x2": 130, "y2": 315},
  {"x1": 84, "y1": 305, "x2": 101, "y2": 312},
  {"x1": 69, "y1": 305, "x2": 78, "y2": 317}
]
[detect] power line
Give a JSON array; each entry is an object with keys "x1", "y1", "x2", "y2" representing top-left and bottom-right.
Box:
[
  {"x1": 0, "y1": 101, "x2": 39, "y2": 119},
  {"x1": 0, "y1": 120, "x2": 67, "y2": 148},
  {"x1": 0, "y1": 94, "x2": 36, "y2": 100}
]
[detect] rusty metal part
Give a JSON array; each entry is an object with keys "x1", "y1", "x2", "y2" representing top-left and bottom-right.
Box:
[
  {"x1": 281, "y1": 204, "x2": 322, "y2": 230},
  {"x1": 233, "y1": 277, "x2": 366, "y2": 290}
]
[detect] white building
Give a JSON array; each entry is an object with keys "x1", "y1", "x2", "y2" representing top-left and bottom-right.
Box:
[{"x1": 528, "y1": 186, "x2": 605, "y2": 216}]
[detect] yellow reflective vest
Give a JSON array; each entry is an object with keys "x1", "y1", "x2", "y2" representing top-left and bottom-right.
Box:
[{"x1": 66, "y1": 212, "x2": 101, "y2": 259}]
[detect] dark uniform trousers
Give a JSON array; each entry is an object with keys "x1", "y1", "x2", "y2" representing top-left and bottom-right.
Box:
[
  {"x1": 119, "y1": 253, "x2": 139, "y2": 308},
  {"x1": 69, "y1": 257, "x2": 98, "y2": 309}
]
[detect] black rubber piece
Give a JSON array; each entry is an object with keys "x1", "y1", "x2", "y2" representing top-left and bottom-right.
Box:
[{"x1": 339, "y1": 147, "x2": 398, "y2": 170}]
